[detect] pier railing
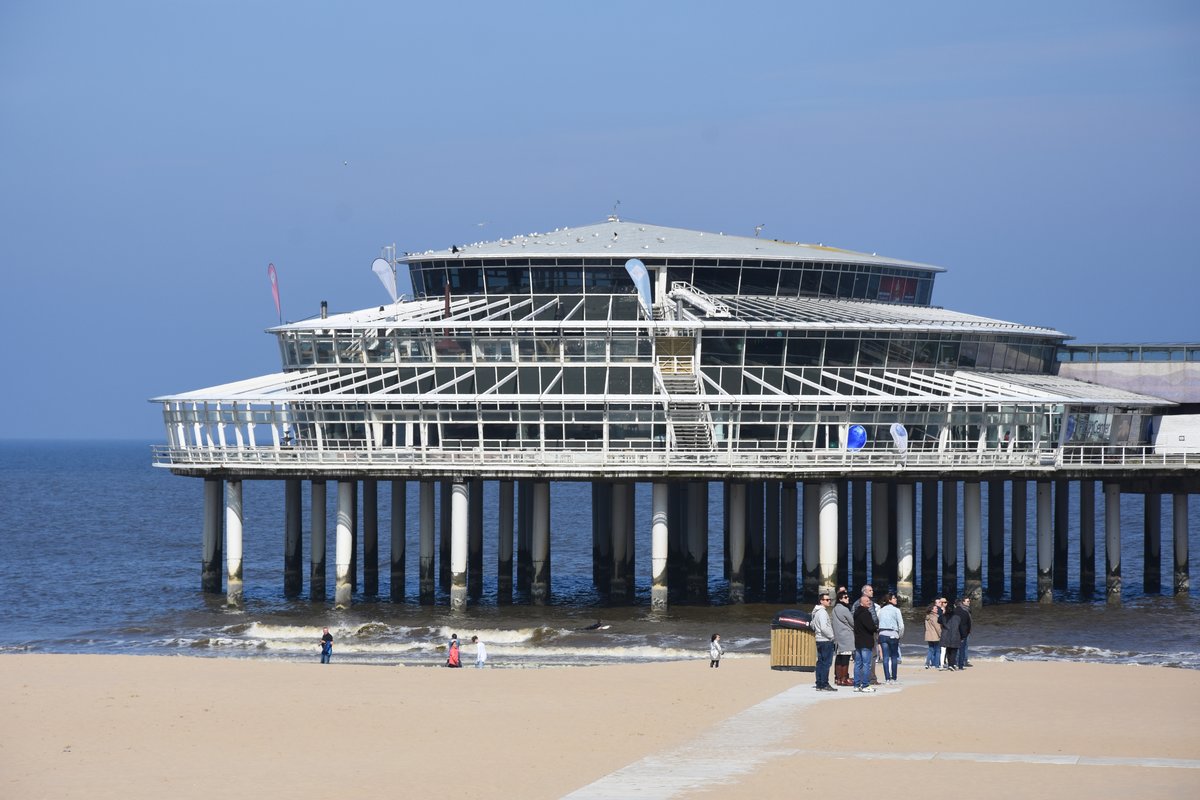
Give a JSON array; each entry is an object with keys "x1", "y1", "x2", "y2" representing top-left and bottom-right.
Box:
[{"x1": 152, "y1": 443, "x2": 1198, "y2": 477}]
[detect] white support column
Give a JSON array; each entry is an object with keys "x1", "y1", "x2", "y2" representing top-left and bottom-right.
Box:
[
  {"x1": 728, "y1": 482, "x2": 747, "y2": 603},
  {"x1": 225, "y1": 479, "x2": 243, "y2": 606},
  {"x1": 1036, "y1": 481, "x2": 1053, "y2": 603},
  {"x1": 963, "y1": 481, "x2": 982, "y2": 604},
  {"x1": 335, "y1": 480, "x2": 354, "y2": 608},
  {"x1": 818, "y1": 482, "x2": 838, "y2": 596},
  {"x1": 895, "y1": 483, "x2": 914, "y2": 606},
  {"x1": 651, "y1": 482, "x2": 669, "y2": 610},
  {"x1": 531, "y1": 481, "x2": 551, "y2": 604},
  {"x1": 1105, "y1": 483, "x2": 1121, "y2": 603},
  {"x1": 1174, "y1": 493, "x2": 1190, "y2": 595},
  {"x1": 450, "y1": 481, "x2": 468, "y2": 611},
  {"x1": 310, "y1": 480, "x2": 326, "y2": 601},
  {"x1": 418, "y1": 481, "x2": 435, "y2": 603}
]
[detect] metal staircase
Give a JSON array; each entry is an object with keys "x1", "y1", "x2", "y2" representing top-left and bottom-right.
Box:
[{"x1": 654, "y1": 336, "x2": 714, "y2": 452}]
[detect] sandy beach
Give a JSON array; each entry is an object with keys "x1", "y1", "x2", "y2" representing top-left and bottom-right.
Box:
[{"x1": 3, "y1": 654, "x2": 1198, "y2": 799}]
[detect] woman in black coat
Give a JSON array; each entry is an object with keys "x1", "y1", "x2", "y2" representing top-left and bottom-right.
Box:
[{"x1": 939, "y1": 605, "x2": 962, "y2": 671}]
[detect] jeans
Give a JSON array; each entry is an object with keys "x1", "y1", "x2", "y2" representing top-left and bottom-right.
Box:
[
  {"x1": 926, "y1": 642, "x2": 941, "y2": 668},
  {"x1": 957, "y1": 636, "x2": 969, "y2": 668},
  {"x1": 815, "y1": 641, "x2": 835, "y2": 688},
  {"x1": 853, "y1": 647, "x2": 873, "y2": 688},
  {"x1": 320, "y1": 644, "x2": 332, "y2": 664},
  {"x1": 880, "y1": 636, "x2": 900, "y2": 681}
]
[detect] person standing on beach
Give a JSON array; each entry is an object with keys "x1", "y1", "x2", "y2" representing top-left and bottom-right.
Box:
[
  {"x1": 471, "y1": 635, "x2": 488, "y2": 668},
  {"x1": 709, "y1": 633, "x2": 724, "y2": 668},
  {"x1": 924, "y1": 601, "x2": 943, "y2": 669},
  {"x1": 319, "y1": 627, "x2": 333, "y2": 664},
  {"x1": 861, "y1": 583, "x2": 882, "y2": 684},
  {"x1": 852, "y1": 595, "x2": 878, "y2": 692},
  {"x1": 877, "y1": 591, "x2": 904, "y2": 684},
  {"x1": 956, "y1": 597, "x2": 973, "y2": 668},
  {"x1": 940, "y1": 602, "x2": 963, "y2": 670},
  {"x1": 446, "y1": 633, "x2": 462, "y2": 668},
  {"x1": 832, "y1": 588, "x2": 855, "y2": 686},
  {"x1": 811, "y1": 590, "x2": 837, "y2": 691}
]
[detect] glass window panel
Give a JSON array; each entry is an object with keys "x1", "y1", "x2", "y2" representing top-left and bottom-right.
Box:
[
  {"x1": 913, "y1": 340, "x2": 936, "y2": 368},
  {"x1": 534, "y1": 338, "x2": 560, "y2": 361},
  {"x1": 631, "y1": 368, "x2": 654, "y2": 394},
  {"x1": 564, "y1": 339, "x2": 586, "y2": 361},
  {"x1": 696, "y1": 267, "x2": 740, "y2": 293},
  {"x1": 819, "y1": 270, "x2": 840, "y2": 296},
  {"x1": 858, "y1": 336, "x2": 887, "y2": 367},
  {"x1": 585, "y1": 366, "x2": 606, "y2": 392},
  {"x1": 608, "y1": 367, "x2": 630, "y2": 393},
  {"x1": 959, "y1": 340, "x2": 978, "y2": 368},
  {"x1": 703, "y1": 335, "x2": 743, "y2": 367},
  {"x1": 611, "y1": 336, "x2": 639, "y2": 362},
  {"x1": 825, "y1": 338, "x2": 857, "y2": 367},
  {"x1": 799, "y1": 270, "x2": 821, "y2": 295},
  {"x1": 449, "y1": 267, "x2": 482, "y2": 293},
  {"x1": 785, "y1": 338, "x2": 822, "y2": 367},
  {"x1": 563, "y1": 368, "x2": 584, "y2": 394},
  {"x1": 937, "y1": 340, "x2": 960, "y2": 368},
  {"x1": 744, "y1": 335, "x2": 786, "y2": 366},
  {"x1": 886, "y1": 339, "x2": 914, "y2": 368},
  {"x1": 740, "y1": 268, "x2": 779, "y2": 294},
  {"x1": 778, "y1": 268, "x2": 801, "y2": 295}
]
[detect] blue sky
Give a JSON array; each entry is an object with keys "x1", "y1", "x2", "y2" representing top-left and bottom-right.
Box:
[{"x1": 1, "y1": 1, "x2": 1197, "y2": 440}]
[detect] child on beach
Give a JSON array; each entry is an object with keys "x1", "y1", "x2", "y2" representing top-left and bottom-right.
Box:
[{"x1": 709, "y1": 633, "x2": 724, "y2": 668}]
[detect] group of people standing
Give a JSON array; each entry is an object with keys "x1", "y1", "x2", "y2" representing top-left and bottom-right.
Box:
[
  {"x1": 810, "y1": 585, "x2": 971, "y2": 693},
  {"x1": 924, "y1": 596, "x2": 973, "y2": 670},
  {"x1": 316, "y1": 628, "x2": 490, "y2": 667}
]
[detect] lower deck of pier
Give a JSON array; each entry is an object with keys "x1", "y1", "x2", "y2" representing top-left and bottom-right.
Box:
[{"x1": 199, "y1": 475, "x2": 1194, "y2": 608}]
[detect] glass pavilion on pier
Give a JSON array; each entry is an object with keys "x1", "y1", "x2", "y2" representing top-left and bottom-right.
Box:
[{"x1": 154, "y1": 219, "x2": 1178, "y2": 609}]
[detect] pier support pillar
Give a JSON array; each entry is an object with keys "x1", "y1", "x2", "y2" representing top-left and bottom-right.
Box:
[
  {"x1": 1079, "y1": 480, "x2": 1096, "y2": 596},
  {"x1": 498, "y1": 481, "x2": 514, "y2": 603},
  {"x1": 201, "y1": 478, "x2": 223, "y2": 594},
  {"x1": 334, "y1": 480, "x2": 353, "y2": 608},
  {"x1": 1036, "y1": 481, "x2": 1053, "y2": 603},
  {"x1": 803, "y1": 483, "x2": 820, "y2": 599},
  {"x1": 1011, "y1": 480, "x2": 1027, "y2": 601},
  {"x1": 836, "y1": 479, "x2": 849, "y2": 590},
  {"x1": 284, "y1": 478, "x2": 303, "y2": 597},
  {"x1": 819, "y1": 482, "x2": 839, "y2": 598},
  {"x1": 747, "y1": 482, "x2": 764, "y2": 598},
  {"x1": 592, "y1": 482, "x2": 611, "y2": 590},
  {"x1": 1144, "y1": 491, "x2": 1162, "y2": 594},
  {"x1": 439, "y1": 481, "x2": 451, "y2": 591},
  {"x1": 986, "y1": 479, "x2": 1004, "y2": 599},
  {"x1": 1174, "y1": 493, "x2": 1189, "y2": 595},
  {"x1": 852, "y1": 480, "x2": 867, "y2": 591},
  {"x1": 418, "y1": 481, "x2": 435, "y2": 603},
  {"x1": 651, "y1": 482, "x2": 669, "y2": 610},
  {"x1": 362, "y1": 479, "x2": 378, "y2": 596},
  {"x1": 941, "y1": 480, "x2": 958, "y2": 599},
  {"x1": 225, "y1": 479, "x2": 243, "y2": 606},
  {"x1": 686, "y1": 482, "x2": 708, "y2": 600},
  {"x1": 348, "y1": 482, "x2": 358, "y2": 593},
  {"x1": 530, "y1": 481, "x2": 551, "y2": 604},
  {"x1": 610, "y1": 483, "x2": 630, "y2": 598},
  {"x1": 1054, "y1": 480, "x2": 1069, "y2": 590},
  {"x1": 920, "y1": 480, "x2": 938, "y2": 602},
  {"x1": 963, "y1": 481, "x2": 982, "y2": 604},
  {"x1": 764, "y1": 481, "x2": 780, "y2": 600},
  {"x1": 449, "y1": 481, "x2": 468, "y2": 611},
  {"x1": 468, "y1": 479, "x2": 484, "y2": 599},
  {"x1": 517, "y1": 481, "x2": 532, "y2": 594},
  {"x1": 780, "y1": 481, "x2": 798, "y2": 603},
  {"x1": 310, "y1": 481, "x2": 326, "y2": 601},
  {"x1": 1105, "y1": 483, "x2": 1122, "y2": 603},
  {"x1": 390, "y1": 480, "x2": 406, "y2": 602},
  {"x1": 871, "y1": 481, "x2": 889, "y2": 589},
  {"x1": 728, "y1": 482, "x2": 747, "y2": 603},
  {"x1": 895, "y1": 483, "x2": 914, "y2": 606}
]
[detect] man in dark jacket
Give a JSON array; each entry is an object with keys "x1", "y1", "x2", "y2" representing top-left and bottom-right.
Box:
[
  {"x1": 852, "y1": 595, "x2": 879, "y2": 692},
  {"x1": 956, "y1": 597, "x2": 973, "y2": 669}
]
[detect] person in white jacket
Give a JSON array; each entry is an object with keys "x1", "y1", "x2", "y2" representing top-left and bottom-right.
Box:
[
  {"x1": 811, "y1": 590, "x2": 837, "y2": 691},
  {"x1": 471, "y1": 635, "x2": 488, "y2": 668},
  {"x1": 877, "y1": 592, "x2": 905, "y2": 684},
  {"x1": 709, "y1": 633, "x2": 724, "y2": 668}
]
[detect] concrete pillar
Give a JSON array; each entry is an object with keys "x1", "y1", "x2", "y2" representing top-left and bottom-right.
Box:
[
  {"x1": 449, "y1": 481, "x2": 468, "y2": 611},
  {"x1": 1010, "y1": 480, "x2": 1027, "y2": 601},
  {"x1": 1054, "y1": 479, "x2": 1069, "y2": 590},
  {"x1": 986, "y1": 479, "x2": 1004, "y2": 599},
  {"x1": 530, "y1": 481, "x2": 551, "y2": 604},
  {"x1": 310, "y1": 480, "x2": 327, "y2": 601},
  {"x1": 1144, "y1": 491, "x2": 1162, "y2": 594},
  {"x1": 764, "y1": 481, "x2": 780, "y2": 600},
  {"x1": 803, "y1": 483, "x2": 820, "y2": 598},
  {"x1": 362, "y1": 479, "x2": 378, "y2": 596},
  {"x1": 836, "y1": 479, "x2": 849, "y2": 590},
  {"x1": 349, "y1": 481, "x2": 358, "y2": 593},
  {"x1": 418, "y1": 481, "x2": 435, "y2": 603},
  {"x1": 686, "y1": 482, "x2": 708, "y2": 599},
  {"x1": 284, "y1": 478, "x2": 303, "y2": 597},
  {"x1": 895, "y1": 483, "x2": 914, "y2": 606},
  {"x1": 852, "y1": 480, "x2": 867, "y2": 590},
  {"x1": 335, "y1": 480, "x2": 354, "y2": 608},
  {"x1": 941, "y1": 480, "x2": 958, "y2": 598},
  {"x1": 963, "y1": 481, "x2": 982, "y2": 604},
  {"x1": 468, "y1": 478, "x2": 484, "y2": 599},
  {"x1": 667, "y1": 484, "x2": 685, "y2": 591},
  {"x1": 747, "y1": 482, "x2": 764, "y2": 597},
  {"x1": 225, "y1": 479, "x2": 243, "y2": 606},
  {"x1": 1174, "y1": 493, "x2": 1189, "y2": 595},
  {"x1": 1079, "y1": 480, "x2": 1095, "y2": 596},
  {"x1": 201, "y1": 478, "x2": 223, "y2": 594},
  {"x1": 439, "y1": 480, "x2": 451, "y2": 590},
  {"x1": 818, "y1": 482, "x2": 839, "y2": 597},
  {"x1": 1036, "y1": 481, "x2": 1053, "y2": 603},
  {"x1": 592, "y1": 482, "x2": 611, "y2": 589},
  {"x1": 498, "y1": 481, "x2": 514, "y2": 603},
  {"x1": 610, "y1": 482, "x2": 630, "y2": 597},
  {"x1": 390, "y1": 480, "x2": 406, "y2": 602},
  {"x1": 1105, "y1": 483, "x2": 1121, "y2": 603},
  {"x1": 728, "y1": 482, "x2": 747, "y2": 603},
  {"x1": 517, "y1": 480, "x2": 532, "y2": 593},
  {"x1": 780, "y1": 481, "x2": 798, "y2": 603},
  {"x1": 651, "y1": 482, "x2": 669, "y2": 610},
  {"x1": 871, "y1": 481, "x2": 889, "y2": 588},
  {"x1": 920, "y1": 480, "x2": 938, "y2": 602}
]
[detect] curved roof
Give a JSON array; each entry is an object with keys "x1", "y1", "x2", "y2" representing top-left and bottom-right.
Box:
[{"x1": 409, "y1": 219, "x2": 944, "y2": 272}]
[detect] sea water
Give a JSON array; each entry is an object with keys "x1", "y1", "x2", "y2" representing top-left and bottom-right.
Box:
[{"x1": 1, "y1": 441, "x2": 1197, "y2": 668}]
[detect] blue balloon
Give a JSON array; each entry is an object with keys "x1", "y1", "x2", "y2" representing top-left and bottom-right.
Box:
[{"x1": 847, "y1": 424, "x2": 867, "y2": 451}]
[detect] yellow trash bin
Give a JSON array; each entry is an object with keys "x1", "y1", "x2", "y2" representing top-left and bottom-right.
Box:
[{"x1": 770, "y1": 609, "x2": 817, "y2": 671}]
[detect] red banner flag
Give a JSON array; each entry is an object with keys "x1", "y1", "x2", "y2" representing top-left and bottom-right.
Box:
[{"x1": 268, "y1": 263, "x2": 281, "y2": 323}]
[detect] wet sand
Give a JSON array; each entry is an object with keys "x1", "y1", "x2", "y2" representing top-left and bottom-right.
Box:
[{"x1": 2, "y1": 654, "x2": 1197, "y2": 799}]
